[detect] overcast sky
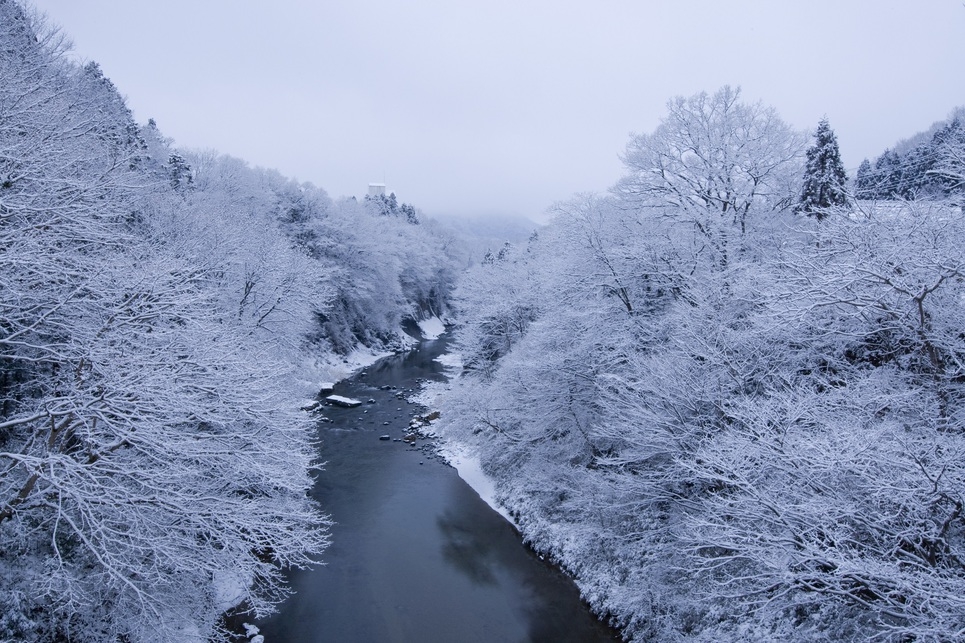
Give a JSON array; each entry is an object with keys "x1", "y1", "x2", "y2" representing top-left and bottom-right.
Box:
[{"x1": 29, "y1": 0, "x2": 965, "y2": 221}]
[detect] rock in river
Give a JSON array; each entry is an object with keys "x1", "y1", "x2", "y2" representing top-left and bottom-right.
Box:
[{"x1": 326, "y1": 395, "x2": 363, "y2": 408}]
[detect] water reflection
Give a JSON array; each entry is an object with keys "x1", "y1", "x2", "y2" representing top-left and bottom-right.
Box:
[
  {"x1": 256, "y1": 336, "x2": 619, "y2": 642},
  {"x1": 437, "y1": 510, "x2": 499, "y2": 586},
  {"x1": 434, "y1": 484, "x2": 617, "y2": 643}
]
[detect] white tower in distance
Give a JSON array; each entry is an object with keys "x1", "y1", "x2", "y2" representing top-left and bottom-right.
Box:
[{"x1": 368, "y1": 183, "x2": 386, "y2": 197}]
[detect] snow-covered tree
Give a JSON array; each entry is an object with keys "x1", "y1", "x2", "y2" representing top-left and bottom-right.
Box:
[
  {"x1": 614, "y1": 86, "x2": 804, "y2": 268},
  {"x1": 930, "y1": 118, "x2": 965, "y2": 198},
  {"x1": 676, "y1": 202, "x2": 965, "y2": 640},
  {"x1": 854, "y1": 157, "x2": 875, "y2": 199},
  {"x1": 438, "y1": 88, "x2": 965, "y2": 641},
  {"x1": 796, "y1": 117, "x2": 850, "y2": 218},
  {"x1": 0, "y1": 6, "x2": 328, "y2": 640},
  {"x1": 451, "y1": 237, "x2": 541, "y2": 373},
  {"x1": 858, "y1": 115, "x2": 965, "y2": 201}
]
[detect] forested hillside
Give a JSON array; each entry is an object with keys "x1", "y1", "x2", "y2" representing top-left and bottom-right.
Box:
[
  {"x1": 6, "y1": 0, "x2": 965, "y2": 640},
  {"x1": 855, "y1": 108, "x2": 965, "y2": 201},
  {"x1": 438, "y1": 87, "x2": 965, "y2": 641},
  {"x1": 0, "y1": 2, "x2": 461, "y2": 640}
]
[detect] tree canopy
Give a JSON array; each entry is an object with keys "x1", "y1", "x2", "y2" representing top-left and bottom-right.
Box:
[
  {"x1": 0, "y1": 3, "x2": 464, "y2": 639},
  {"x1": 436, "y1": 88, "x2": 965, "y2": 642},
  {"x1": 855, "y1": 116, "x2": 965, "y2": 201}
]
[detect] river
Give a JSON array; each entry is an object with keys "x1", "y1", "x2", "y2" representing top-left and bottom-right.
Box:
[{"x1": 255, "y1": 336, "x2": 620, "y2": 642}]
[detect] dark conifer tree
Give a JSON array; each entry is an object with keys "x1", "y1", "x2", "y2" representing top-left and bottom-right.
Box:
[
  {"x1": 927, "y1": 118, "x2": 965, "y2": 196},
  {"x1": 797, "y1": 118, "x2": 850, "y2": 219},
  {"x1": 873, "y1": 149, "x2": 902, "y2": 198},
  {"x1": 166, "y1": 152, "x2": 193, "y2": 192},
  {"x1": 400, "y1": 202, "x2": 419, "y2": 224},
  {"x1": 854, "y1": 158, "x2": 874, "y2": 199}
]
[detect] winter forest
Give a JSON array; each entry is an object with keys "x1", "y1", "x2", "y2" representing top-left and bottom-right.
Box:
[
  {"x1": 3, "y1": 0, "x2": 965, "y2": 641},
  {"x1": 0, "y1": 4, "x2": 463, "y2": 640}
]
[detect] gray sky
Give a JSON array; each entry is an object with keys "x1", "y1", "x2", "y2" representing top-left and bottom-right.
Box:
[{"x1": 29, "y1": 0, "x2": 965, "y2": 221}]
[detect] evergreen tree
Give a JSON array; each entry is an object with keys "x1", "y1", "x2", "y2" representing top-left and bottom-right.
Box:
[
  {"x1": 797, "y1": 118, "x2": 850, "y2": 218},
  {"x1": 166, "y1": 152, "x2": 193, "y2": 192},
  {"x1": 855, "y1": 158, "x2": 874, "y2": 199},
  {"x1": 873, "y1": 149, "x2": 903, "y2": 198},
  {"x1": 926, "y1": 118, "x2": 965, "y2": 197},
  {"x1": 400, "y1": 202, "x2": 419, "y2": 224}
]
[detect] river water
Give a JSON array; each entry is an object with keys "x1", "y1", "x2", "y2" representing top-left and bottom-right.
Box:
[{"x1": 256, "y1": 337, "x2": 620, "y2": 643}]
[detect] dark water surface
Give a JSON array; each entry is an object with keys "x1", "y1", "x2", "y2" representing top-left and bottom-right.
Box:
[{"x1": 258, "y1": 338, "x2": 619, "y2": 643}]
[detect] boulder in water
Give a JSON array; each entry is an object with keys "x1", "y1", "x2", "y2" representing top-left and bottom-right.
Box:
[{"x1": 326, "y1": 395, "x2": 362, "y2": 408}]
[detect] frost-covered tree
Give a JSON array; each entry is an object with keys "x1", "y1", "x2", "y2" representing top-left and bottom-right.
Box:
[
  {"x1": 796, "y1": 117, "x2": 850, "y2": 218},
  {"x1": 0, "y1": 6, "x2": 328, "y2": 640},
  {"x1": 614, "y1": 86, "x2": 803, "y2": 269},
  {"x1": 673, "y1": 203, "x2": 965, "y2": 640},
  {"x1": 929, "y1": 118, "x2": 965, "y2": 198},
  {"x1": 451, "y1": 238, "x2": 541, "y2": 372},
  {"x1": 1, "y1": 3, "x2": 467, "y2": 638},
  {"x1": 854, "y1": 157, "x2": 874, "y2": 199},
  {"x1": 166, "y1": 152, "x2": 193, "y2": 192},
  {"x1": 438, "y1": 88, "x2": 965, "y2": 641},
  {"x1": 873, "y1": 149, "x2": 904, "y2": 198},
  {"x1": 858, "y1": 115, "x2": 965, "y2": 201}
]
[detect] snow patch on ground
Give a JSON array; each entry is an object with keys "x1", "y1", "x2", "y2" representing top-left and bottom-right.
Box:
[
  {"x1": 301, "y1": 327, "x2": 425, "y2": 390},
  {"x1": 395, "y1": 327, "x2": 419, "y2": 350},
  {"x1": 345, "y1": 345, "x2": 394, "y2": 373},
  {"x1": 412, "y1": 366, "x2": 513, "y2": 527},
  {"x1": 408, "y1": 379, "x2": 449, "y2": 408},
  {"x1": 434, "y1": 351, "x2": 463, "y2": 371},
  {"x1": 405, "y1": 353, "x2": 462, "y2": 406},
  {"x1": 418, "y1": 316, "x2": 446, "y2": 340},
  {"x1": 439, "y1": 442, "x2": 517, "y2": 527},
  {"x1": 308, "y1": 346, "x2": 393, "y2": 385}
]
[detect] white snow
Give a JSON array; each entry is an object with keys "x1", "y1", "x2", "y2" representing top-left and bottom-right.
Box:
[
  {"x1": 439, "y1": 442, "x2": 517, "y2": 527},
  {"x1": 212, "y1": 569, "x2": 247, "y2": 611},
  {"x1": 343, "y1": 345, "x2": 393, "y2": 373},
  {"x1": 308, "y1": 346, "x2": 393, "y2": 384},
  {"x1": 326, "y1": 394, "x2": 362, "y2": 407},
  {"x1": 411, "y1": 368, "x2": 510, "y2": 524},
  {"x1": 407, "y1": 379, "x2": 448, "y2": 408},
  {"x1": 244, "y1": 623, "x2": 264, "y2": 642},
  {"x1": 417, "y1": 316, "x2": 446, "y2": 340},
  {"x1": 434, "y1": 351, "x2": 463, "y2": 371}
]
